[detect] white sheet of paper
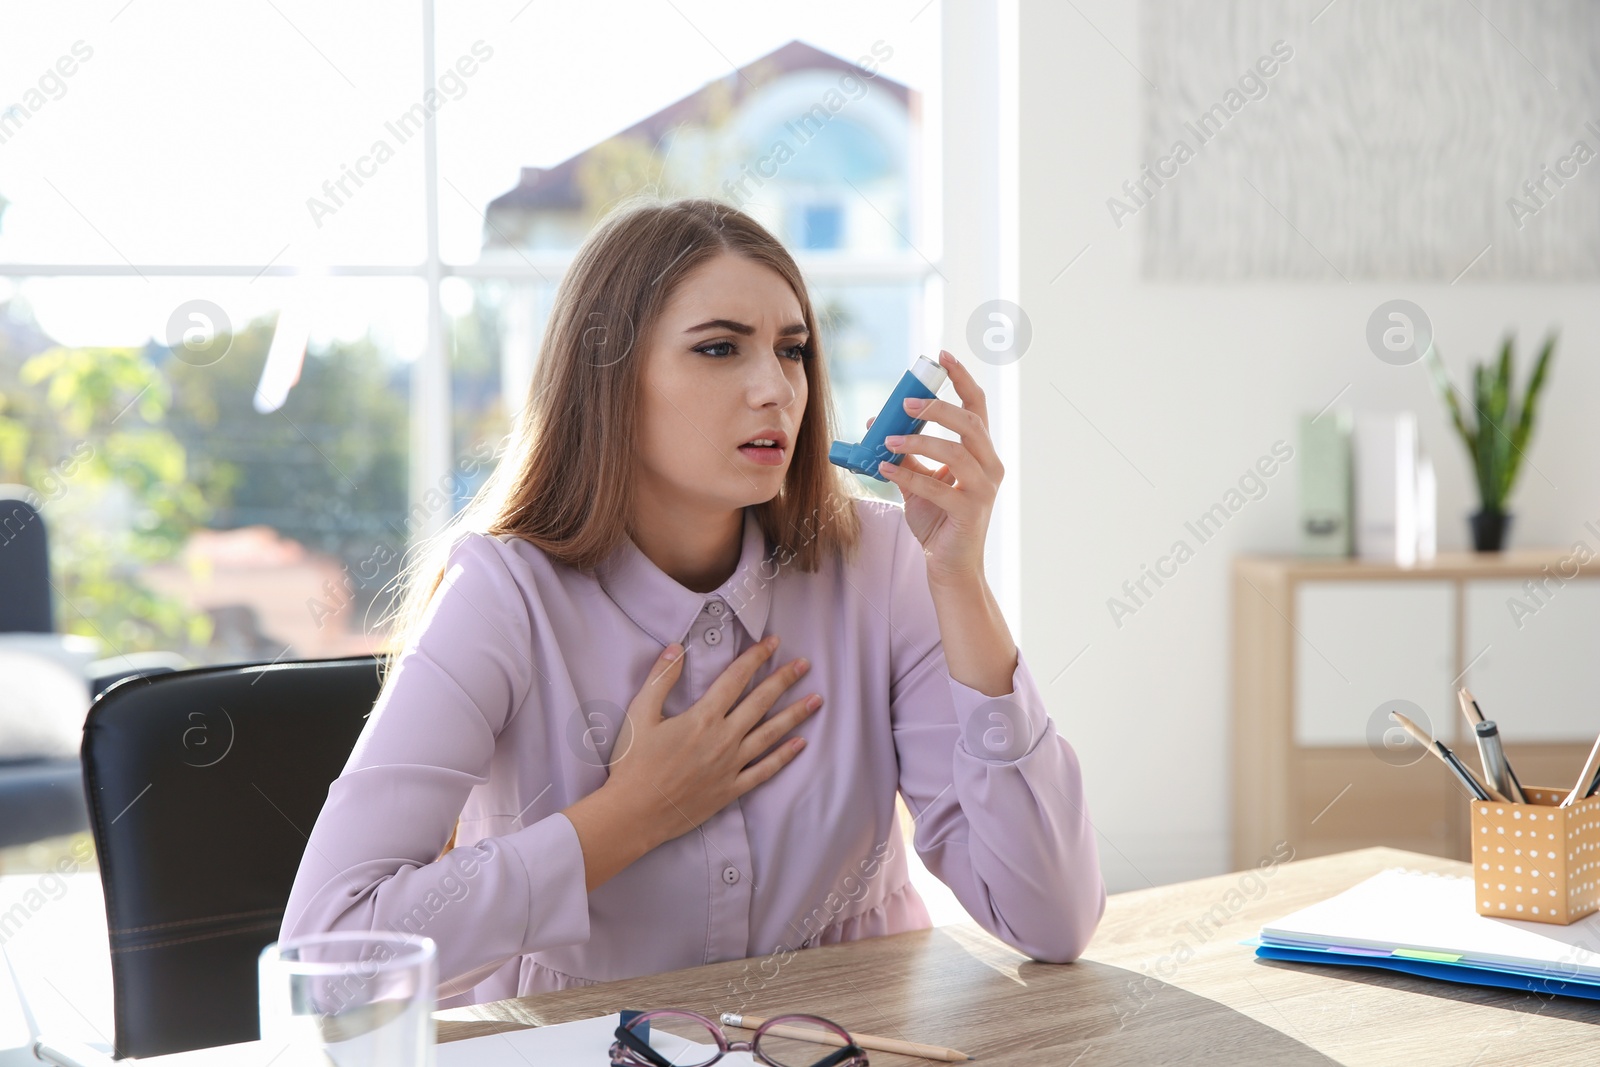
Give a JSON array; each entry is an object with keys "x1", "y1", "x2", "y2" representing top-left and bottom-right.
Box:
[
  {"x1": 1261, "y1": 867, "x2": 1600, "y2": 978},
  {"x1": 112, "y1": 1011, "x2": 754, "y2": 1065},
  {"x1": 435, "y1": 1011, "x2": 757, "y2": 1067}
]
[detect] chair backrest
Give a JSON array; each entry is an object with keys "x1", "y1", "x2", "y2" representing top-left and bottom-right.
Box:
[
  {"x1": 81, "y1": 655, "x2": 382, "y2": 1059},
  {"x1": 0, "y1": 493, "x2": 53, "y2": 633}
]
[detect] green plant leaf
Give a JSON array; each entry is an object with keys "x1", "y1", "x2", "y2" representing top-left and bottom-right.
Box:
[
  {"x1": 1503, "y1": 331, "x2": 1556, "y2": 503},
  {"x1": 1423, "y1": 345, "x2": 1475, "y2": 452},
  {"x1": 1492, "y1": 333, "x2": 1513, "y2": 426}
]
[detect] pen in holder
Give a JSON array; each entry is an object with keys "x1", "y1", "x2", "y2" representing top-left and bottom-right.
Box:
[
  {"x1": 1471, "y1": 787, "x2": 1600, "y2": 925},
  {"x1": 829, "y1": 355, "x2": 948, "y2": 481}
]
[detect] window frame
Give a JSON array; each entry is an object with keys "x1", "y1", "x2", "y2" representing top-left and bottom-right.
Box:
[{"x1": 1, "y1": 1, "x2": 1021, "y2": 639}]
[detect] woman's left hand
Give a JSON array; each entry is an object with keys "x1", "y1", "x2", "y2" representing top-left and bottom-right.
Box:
[{"x1": 872, "y1": 349, "x2": 1003, "y2": 586}]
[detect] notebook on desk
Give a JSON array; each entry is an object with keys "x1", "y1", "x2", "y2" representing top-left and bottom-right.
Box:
[
  {"x1": 118, "y1": 1012, "x2": 756, "y2": 1065},
  {"x1": 1255, "y1": 867, "x2": 1600, "y2": 1000}
]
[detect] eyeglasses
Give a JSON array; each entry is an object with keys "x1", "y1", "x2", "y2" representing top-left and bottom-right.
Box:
[{"x1": 609, "y1": 1008, "x2": 868, "y2": 1067}]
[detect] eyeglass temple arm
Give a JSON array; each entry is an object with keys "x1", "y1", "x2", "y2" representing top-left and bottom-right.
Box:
[
  {"x1": 614, "y1": 1023, "x2": 675, "y2": 1067},
  {"x1": 811, "y1": 1042, "x2": 867, "y2": 1067}
]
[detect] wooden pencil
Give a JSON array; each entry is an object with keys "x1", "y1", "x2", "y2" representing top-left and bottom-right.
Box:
[
  {"x1": 1390, "y1": 709, "x2": 1502, "y2": 802},
  {"x1": 720, "y1": 1012, "x2": 973, "y2": 1062}
]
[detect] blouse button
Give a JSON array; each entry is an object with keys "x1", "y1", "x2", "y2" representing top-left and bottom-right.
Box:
[
  {"x1": 722, "y1": 866, "x2": 741, "y2": 885},
  {"x1": 706, "y1": 601, "x2": 726, "y2": 617},
  {"x1": 703, "y1": 627, "x2": 722, "y2": 646}
]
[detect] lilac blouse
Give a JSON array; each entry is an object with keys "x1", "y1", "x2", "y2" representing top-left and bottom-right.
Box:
[{"x1": 280, "y1": 497, "x2": 1105, "y2": 1007}]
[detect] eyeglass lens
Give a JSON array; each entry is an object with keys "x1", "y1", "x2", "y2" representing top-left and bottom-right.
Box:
[
  {"x1": 757, "y1": 1016, "x2": 859, "y2": 1067},
  {"x1": 628, "y1": 1013, "x2": 720, "y2": 1067}
]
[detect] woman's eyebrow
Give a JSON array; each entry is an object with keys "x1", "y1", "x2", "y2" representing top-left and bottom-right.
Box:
[{"x1": 683, "y1": 318, "x2": 809, "y2": 338}]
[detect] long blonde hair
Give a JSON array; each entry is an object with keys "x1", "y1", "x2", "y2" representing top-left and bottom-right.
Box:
[{"x1": 376, "y1": 193, "x2": 865, "y2": 735}]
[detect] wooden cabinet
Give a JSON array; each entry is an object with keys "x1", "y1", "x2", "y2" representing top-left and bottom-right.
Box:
[
  {"x1": 1291, "y1": 581, "x2": 1456, "y2": 745},
  {"x1": 1462, "y1": 580, "x2": 1600, "y2": 741},
  {"x1": 1232, "y1": 552, "x2": 1600, "y2": 870}
]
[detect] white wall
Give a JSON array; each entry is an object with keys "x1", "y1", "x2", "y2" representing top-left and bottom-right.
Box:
[{"x1": 1015, "y1": 0, "x2": 1600, "y2": 890}]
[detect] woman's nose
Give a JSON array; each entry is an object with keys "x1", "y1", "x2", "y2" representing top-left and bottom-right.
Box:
[{"x1": 748, "y1": 353, "x2": 797, "y2": 405}]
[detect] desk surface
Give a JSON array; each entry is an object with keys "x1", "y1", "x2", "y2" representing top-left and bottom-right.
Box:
[{"x1": 436, "y1": 847, "x2": 1599, "y2": 1065}]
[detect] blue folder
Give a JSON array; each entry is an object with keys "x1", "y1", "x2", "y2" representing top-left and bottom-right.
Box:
[{"x1": 1251, "y1": 940, "x2": 1600, "y2": 1002}]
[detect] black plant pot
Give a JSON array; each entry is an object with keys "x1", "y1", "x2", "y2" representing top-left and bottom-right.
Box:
[{"x1": 1470, "y1": 509, "x2": 1513, "y2": 552}]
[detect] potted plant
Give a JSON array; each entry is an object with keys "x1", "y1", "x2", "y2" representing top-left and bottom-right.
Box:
[{"x1": 1423, "y1": 332, "x2": 1556, "y2": 552}]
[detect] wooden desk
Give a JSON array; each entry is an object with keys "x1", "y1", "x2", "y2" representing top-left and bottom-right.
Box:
[{"x1": 437, "y1": 848, "x2": 1599, "y2": 1064}]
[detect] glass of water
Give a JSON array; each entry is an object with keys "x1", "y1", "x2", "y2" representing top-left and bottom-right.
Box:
[{"x1": 259, "y1": 931, "x2": 437, "y2": 1066}]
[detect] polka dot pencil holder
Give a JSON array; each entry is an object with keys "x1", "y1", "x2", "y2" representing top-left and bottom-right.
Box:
[{"x1": 1472, "y1": 786, "x2": 1600, "y2": 925}]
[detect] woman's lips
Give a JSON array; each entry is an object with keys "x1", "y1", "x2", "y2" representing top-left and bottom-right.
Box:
[{"x1": 737, "y1": 444, "x2": 785, "y2": 466}]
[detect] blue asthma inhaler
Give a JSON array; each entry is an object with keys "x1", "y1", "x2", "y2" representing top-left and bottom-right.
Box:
[{"x1": 829, "y1": 355, "x2": 949, "y2": 481}]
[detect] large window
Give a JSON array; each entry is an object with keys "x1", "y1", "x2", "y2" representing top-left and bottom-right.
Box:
[{"x1": 1, "y1": 1, "x2": 943, "y2": 669}]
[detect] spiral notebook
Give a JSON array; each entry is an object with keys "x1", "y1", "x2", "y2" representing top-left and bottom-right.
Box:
[{"x1": 1254, "y1": 867, "x2": 1600, "y2": 1000}]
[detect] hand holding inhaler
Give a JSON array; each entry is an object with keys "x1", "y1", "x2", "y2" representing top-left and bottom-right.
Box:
[
  {"x1": 830, "y1": 350, "x2": 1007, "y2": 585},
  {"x1": 829, "y1": 354, "x2": 949, "y2": 481}
]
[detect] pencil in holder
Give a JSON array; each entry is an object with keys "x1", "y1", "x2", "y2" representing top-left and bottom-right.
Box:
[{"x1": 1471, "y1": 786, "x2": 1600, "y2": 925}]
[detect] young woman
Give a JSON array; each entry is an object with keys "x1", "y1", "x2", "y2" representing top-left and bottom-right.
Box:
[{"x1": 280, "y1": 196, "x2": 1105, "y2": 1008}]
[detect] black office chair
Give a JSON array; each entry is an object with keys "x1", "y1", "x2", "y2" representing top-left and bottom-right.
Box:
[
  {"x1": 81, "y1": 655, "x2": 383, "y2": 1059},
  {"x1": 0, "y1": 490, "x2": 188, "y2": 850},
  {"x1": 0, "y1": 492, "x2": 87, "y2": 849},
  {"x1": 0, "y1": 493, "x2": 53, "y2": 633}
]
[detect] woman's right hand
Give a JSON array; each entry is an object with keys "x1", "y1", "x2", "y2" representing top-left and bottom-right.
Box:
[{"x1": 561, "y1": 635, "x2": 823, "y2": 890}]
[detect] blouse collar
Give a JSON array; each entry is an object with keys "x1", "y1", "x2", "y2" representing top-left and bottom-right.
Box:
[{"x1": 595, "y1": 506, "x2": 775, "y2": 648}]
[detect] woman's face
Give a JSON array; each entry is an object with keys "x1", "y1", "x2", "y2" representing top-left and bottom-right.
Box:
[{"x1": 636, "y1": 251, "x2": 810, "y2": 515}]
